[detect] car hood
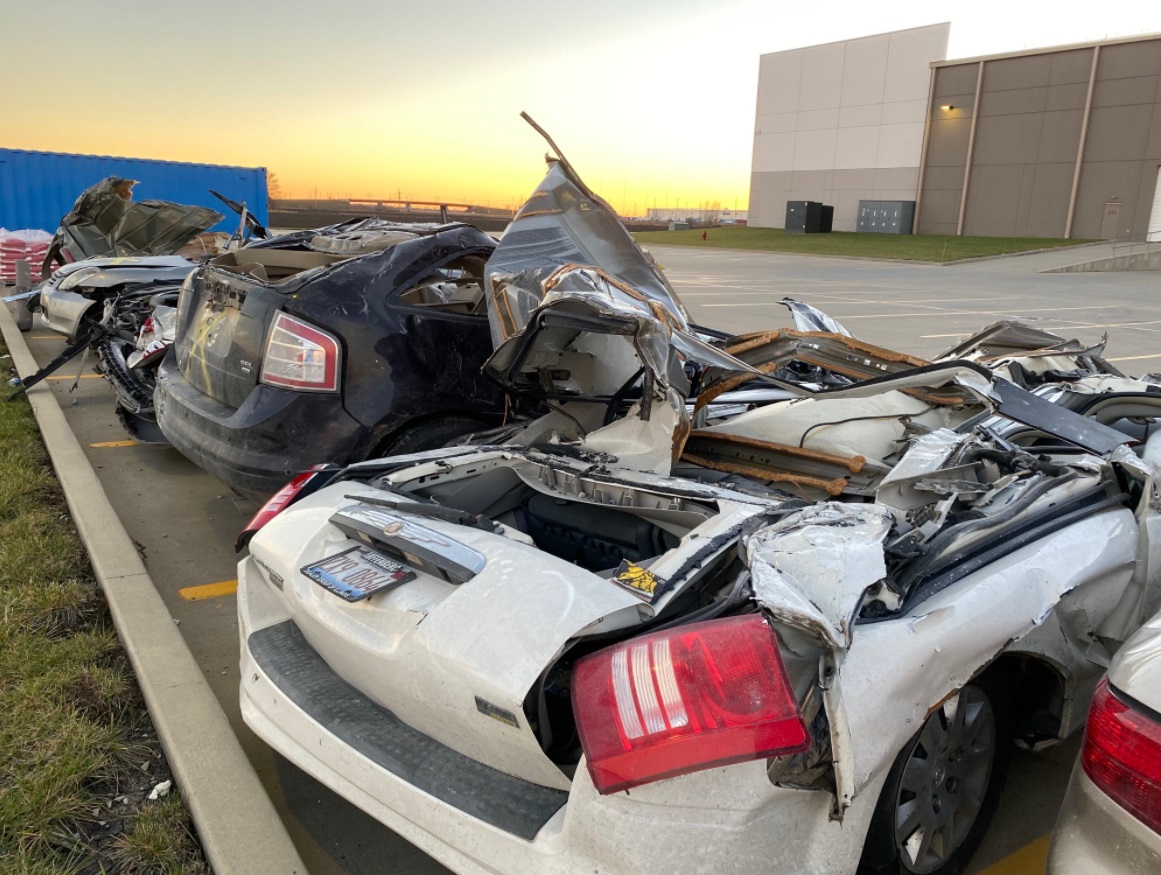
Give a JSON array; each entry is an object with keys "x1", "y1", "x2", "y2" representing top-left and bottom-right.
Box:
[
  {"x1": 47, "y1": 176, "x2": 222, "y2": 267},
  {"x1": 48, "y1": 255, "x2": 198, "y2": 291}
]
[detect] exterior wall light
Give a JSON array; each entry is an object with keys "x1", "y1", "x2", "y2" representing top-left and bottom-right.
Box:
[{"x1": 941, "y1": 104, "x2": 955, "y2": 110}]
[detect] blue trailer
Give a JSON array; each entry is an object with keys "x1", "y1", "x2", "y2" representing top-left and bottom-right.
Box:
[{"x1": 0, "y1": 148, "x2": 267, "y2": 234}]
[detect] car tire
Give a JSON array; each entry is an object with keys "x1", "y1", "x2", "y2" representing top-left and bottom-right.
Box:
[
  {"x1": 376, "y1": 416, "x2": 485, "y2": 456},
  {"x1": 858, "y1": 671, "x2": 1013, "y2": 875}
]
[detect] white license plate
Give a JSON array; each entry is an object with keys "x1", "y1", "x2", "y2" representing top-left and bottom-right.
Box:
[{"x1": 301, "y1": 547, "x2": 415, "y2": 602}]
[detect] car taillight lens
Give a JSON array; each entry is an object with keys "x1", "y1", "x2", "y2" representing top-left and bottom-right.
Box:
[
  {"x1": 1082, "y1": 678, "x2": 1161, "y2": 835},
  {"x1": 235, "y1": 464, "x2": 332, "y2": 552},
  {"x1": 259, "y1": 311, "x2": 341, "y2": 392},
  {"x1": 571, "y1": 614, "x2": 809, "y2": 795}
]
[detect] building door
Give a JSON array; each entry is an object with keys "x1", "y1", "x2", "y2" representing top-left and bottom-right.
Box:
[
  {"x1": 1100, "y1": 202, "x2": 1123, "y2": 240},
  {"x1": 1148, "y1": 167, "x2": 1161, "y2": 242}
]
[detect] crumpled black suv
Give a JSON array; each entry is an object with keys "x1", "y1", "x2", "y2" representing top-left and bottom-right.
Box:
[{"x1": 155, "y1": 219, "x2": 505, "y2": 496}]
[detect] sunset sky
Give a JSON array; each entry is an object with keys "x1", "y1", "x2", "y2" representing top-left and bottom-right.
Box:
[{"x1": 4, "y1": 1, "x2": 1159, "y2": 214}]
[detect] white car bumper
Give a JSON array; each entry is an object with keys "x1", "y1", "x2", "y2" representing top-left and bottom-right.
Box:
[{"x1": 238, "y1": 562, "x2": 876, "y2": 875}]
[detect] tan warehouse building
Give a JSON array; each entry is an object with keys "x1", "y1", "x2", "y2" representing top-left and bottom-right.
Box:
[{"x1": 750, "y1": 27, "x2": 1161, "y2": 240}]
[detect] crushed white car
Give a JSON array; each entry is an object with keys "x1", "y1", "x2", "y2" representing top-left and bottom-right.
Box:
[{"x1": 236, "y1": 119, "x2": 1161, "y2": 875}]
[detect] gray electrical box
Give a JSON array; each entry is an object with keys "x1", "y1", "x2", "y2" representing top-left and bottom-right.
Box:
[{"x1": 857, "y1": 200, "x2": 915, "y2": 234}]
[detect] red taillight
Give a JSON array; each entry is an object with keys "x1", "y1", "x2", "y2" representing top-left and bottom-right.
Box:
[
  {"x1": 234, "y1": 465, "x2": 330, "y2": 552},
  {"x1": 259, "y1": 311, "x2": 341, "y2": 392},
  {"x1": 571, "y1": 615, "x2": 809, "y2": 795},
  {"x1": 1082, "y1": 678, "x2": 1161, "y2": 835}
]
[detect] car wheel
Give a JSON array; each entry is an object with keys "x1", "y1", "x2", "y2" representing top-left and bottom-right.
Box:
[
  {"x1": 859, "y1": 674, "x2": 1012, "y2": 875},
  {"x1": 376, "y1": 417, "x2": 485, "y2": 456}
]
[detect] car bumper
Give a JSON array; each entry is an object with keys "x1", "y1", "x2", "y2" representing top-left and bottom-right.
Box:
[
  {"x1": 1047, "y1": 769, "x2": 1161, "y2": 874},
  {"x1": 39, "y1": 286, "x2": 97, "y2": 340},
  {"x1": 237, "y1": 558, "x2": 873, "y2": 875},
  {"x1": 155, "y1": 355, "x2": 371, "y2": 496}
]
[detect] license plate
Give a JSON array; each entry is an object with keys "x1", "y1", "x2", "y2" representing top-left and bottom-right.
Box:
[{"x1": 301, "y1": 547, "x2": 415, "y2": 602}]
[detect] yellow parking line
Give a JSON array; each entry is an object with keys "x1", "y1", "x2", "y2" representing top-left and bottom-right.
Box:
[
  {"x1": 90, "y1": 440, "x2": 140, "y2": 448},
  {"x1": 29, "y1": 334, "x2": 65, "y2": 340},
  {"x1": 977, "y1": 835, "x2": 1051, "y2": 875},
  {"x1": 46, "y1": 374, "x2": 101, "y2": 380},
  {"x1": 178, "y1": 580, "x2": 239, "y2": 601}
]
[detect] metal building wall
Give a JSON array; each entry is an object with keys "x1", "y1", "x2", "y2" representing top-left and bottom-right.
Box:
[
  {"x1": 917, "y1": 34, "x2": 1161, "y2": 239},
  {"x1": 748, "y1": 23, "x2": 950, "y2": 231},
  {"x1": 0, "y1": 149, "x2": 267, "y2": 233}
]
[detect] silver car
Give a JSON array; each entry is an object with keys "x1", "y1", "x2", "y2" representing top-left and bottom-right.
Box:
[{"x1": 1048, "y1": 613, "x2": 1161, "y2": 873}]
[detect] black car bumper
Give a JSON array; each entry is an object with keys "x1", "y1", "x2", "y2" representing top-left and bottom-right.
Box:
[{"x1": 155, "y1": 354, "x2": 371, "y2": 497}]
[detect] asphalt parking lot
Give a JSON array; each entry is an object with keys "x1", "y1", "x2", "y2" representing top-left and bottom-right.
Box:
[
  {"x1": 659, "y1": 242, "x2": 1161, "y2": 364},
  {"x1": 15, "y1": 241, "x2": 1157, "y2": 875}
]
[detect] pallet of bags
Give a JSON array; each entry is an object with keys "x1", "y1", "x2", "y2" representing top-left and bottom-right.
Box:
[{"x1": 0, "y1": 229, "x2": 53, "y2": 283}]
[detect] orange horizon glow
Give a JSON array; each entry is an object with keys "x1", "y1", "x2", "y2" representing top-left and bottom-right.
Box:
[{"x1": 1, "y1": 119, "x2": 747, "y2": 217}]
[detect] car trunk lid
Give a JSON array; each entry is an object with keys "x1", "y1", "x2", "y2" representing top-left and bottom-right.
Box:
[
  {"x1": 175, "y1": 248, "x2": 346, "y2": 408},
  {"x1": 174, "y1": 266, "x2": 279, "y2": 408},
  {"x1": 251, "y1": 481, "x2": 650, "y2": 789},
  {"x1": 173, "y1": 242, "x2": 409, "y2": 408}
]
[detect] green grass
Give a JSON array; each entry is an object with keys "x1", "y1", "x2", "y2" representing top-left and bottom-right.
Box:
[
  {"x1": 112, "y1": 795, "x2": 204, "y2": 875},
  {"x1": 633, "y1": 226, "x2": 1093, "y2": 263},
  {"x1": 0, "y1": 341, "x2": 207, "y2": 875}
]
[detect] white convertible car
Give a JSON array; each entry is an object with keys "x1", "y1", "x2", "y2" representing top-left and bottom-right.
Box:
[{"x1": 236, "y1": 121, "x2": 1161, "y2": 875}]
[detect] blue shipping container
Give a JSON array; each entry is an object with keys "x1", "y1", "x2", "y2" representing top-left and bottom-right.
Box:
[{"x1": 0, "y1": 148, "x2": 267, "y2": 234}]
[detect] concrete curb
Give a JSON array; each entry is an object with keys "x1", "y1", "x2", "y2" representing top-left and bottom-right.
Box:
[
  {"x1": 639, "y1": 239, "x2": 1105, "y2": 267},
  {"x1": 0, "y1": 305, "x2": 307, "y2": 875},
  {"x1": 932, "y1": 239, "x2": 1110, "y2": 267},
  {"x1": 640, "y1": 241, "x2": 939, "y2": 266},
  {"x1": 1042, "y1": 247, "x2": 1161, "y2": 273}
]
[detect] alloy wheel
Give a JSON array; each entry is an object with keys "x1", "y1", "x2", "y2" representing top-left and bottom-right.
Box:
[{"x1": 893, "y1": 684, "x2": 996, "y2": 874}]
